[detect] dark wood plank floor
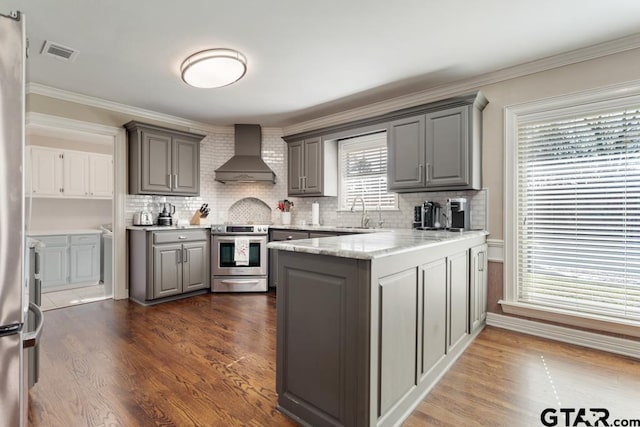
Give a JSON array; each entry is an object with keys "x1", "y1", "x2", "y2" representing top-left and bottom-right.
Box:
[{"x1": 29, "y1": 293, "x2": 640, "y2": 426}]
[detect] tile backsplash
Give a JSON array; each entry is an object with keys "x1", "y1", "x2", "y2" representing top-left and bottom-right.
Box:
[{"x1": 125, "y1": 127, "x2": 487, "y2": 231}]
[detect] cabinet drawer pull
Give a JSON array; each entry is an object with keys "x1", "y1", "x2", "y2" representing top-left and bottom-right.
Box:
[
  {"x1": 178, "y1": 236, "x2": 187, "y2": 240},
  {"x1": 287, "y1": 236, "x2": 293, "y2": 240}
]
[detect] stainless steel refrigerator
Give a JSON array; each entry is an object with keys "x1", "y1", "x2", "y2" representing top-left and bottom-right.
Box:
[{"x1": 0, "y1": 11, "x2": 43, "y2": 427}]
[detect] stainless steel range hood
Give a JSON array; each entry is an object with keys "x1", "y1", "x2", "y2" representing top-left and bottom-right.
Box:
[{"x1": 215, "y1": 124, "x2": 276, "y2": 183}]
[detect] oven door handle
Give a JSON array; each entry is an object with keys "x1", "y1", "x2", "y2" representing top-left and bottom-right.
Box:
[{"x1": 218, "y1": 279, "x2": 263, "y2": 285}]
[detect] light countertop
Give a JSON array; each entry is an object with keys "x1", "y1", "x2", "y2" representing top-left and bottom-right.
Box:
[
  {"x1": 28, "y1": 229, "x2": 103, "y2": 236},
  {"x1": 269, "y1": 224, "x2": 385, "y2": 234},
  {"x1": 126, "y1": 225, "x2": 212, "y2": 231},
  {"x1": 267, "y1": 229, "x2": 488, "y2": 260}
]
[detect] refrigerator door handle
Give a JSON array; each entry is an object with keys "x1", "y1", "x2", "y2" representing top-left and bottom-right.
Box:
[{"x1": 23, "y1": 302, "x2": 43, "y2": 348}]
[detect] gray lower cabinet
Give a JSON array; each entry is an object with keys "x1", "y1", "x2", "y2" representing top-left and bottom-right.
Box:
[
  {"x1": 470, "y1": 243, "x2": 488, "y2": 332},
  {"x1": 129, "y1": 229, "x2": 210, "y2": 303},
  {"x1": 126, "y1": 121, "x2": 204, "y2": 196},
  {"x1": 387, "y1": 92, "x2": 487, "y2": 192},
  {"x1": 34, "y1": 233, "x2": 100, "y2": 291},
  {"x1": 275, "y1": 234, "x2": 487, "y2": 427}
]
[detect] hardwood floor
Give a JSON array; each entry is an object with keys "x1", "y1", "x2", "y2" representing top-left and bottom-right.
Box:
[
  {"x1": 29, "y1": 293, "x2": 640, "y2": 426},
  {"x1": 28, "y1": 292, "x2": 297, "y2": 427}
]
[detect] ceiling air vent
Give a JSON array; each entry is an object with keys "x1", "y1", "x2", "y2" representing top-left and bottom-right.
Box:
[{"x1": 41, "y1": 40, "x2": 79, "y2": 62}]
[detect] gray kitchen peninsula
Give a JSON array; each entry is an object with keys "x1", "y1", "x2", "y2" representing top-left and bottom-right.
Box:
[{"x1": 268, "y1": 229, "x2": 488, "y2": 427}]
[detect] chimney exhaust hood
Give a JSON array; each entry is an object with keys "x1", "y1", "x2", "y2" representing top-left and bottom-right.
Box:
[{"x1": 215, "y1": 124, "x2": 276, "y2": 183}]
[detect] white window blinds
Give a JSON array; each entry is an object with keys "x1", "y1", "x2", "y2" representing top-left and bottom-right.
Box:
[
  {"x1": 517, "y1": 107, "x2": 640, "y2": 322},
  {"x1": 339, "y1": 131, "x2": 398, "y2": 210}
]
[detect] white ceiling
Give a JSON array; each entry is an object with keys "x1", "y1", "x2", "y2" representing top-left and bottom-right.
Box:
[{"x1": 6, "y1": 0, "x2": 640, "y2": 127}]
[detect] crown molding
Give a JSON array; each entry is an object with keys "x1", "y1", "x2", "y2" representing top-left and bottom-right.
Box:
[
  {"x1": 26, "y1": 112, "x2": 121, "y2": 144},
  {"x1": 282, "y1": 33, "x2": 640, "y2": 135},
  {"x1": 26, "y1": 83, "x2": 283, "y2": 136}
]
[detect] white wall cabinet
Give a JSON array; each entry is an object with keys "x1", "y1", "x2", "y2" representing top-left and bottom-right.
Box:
[{"x1": 28, "y1": 146, "x2": 113, "y2": 199}]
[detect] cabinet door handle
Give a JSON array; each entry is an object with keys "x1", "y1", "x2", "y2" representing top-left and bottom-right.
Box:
[
  {"x1": 173, "y1": 174, "x2": 178, "y2": 188},
  {"x1": 417, "y1": 164, "x2": 423, "y2": 182},
  {"x1": 303, "y1": 176, "x2": 307, "y2": 190},
  {"x1": 298, "y1": 176, "x2": 303, "y2": 190},
  {"x1": 183, "y1": 248, "x2": 188, "y2": 263},
  {"x1": 168, "y1": 174, "x2": 172, "y2": 189},
  {"x1": 478, "y1": 252, "x2": 485, "y2": 271},
  {"x1": 425, "y1": 163, "x2": 431, "y2": 182},
  {"x1": 176, "y1": 249, "x2": 182, "y2": 264}
]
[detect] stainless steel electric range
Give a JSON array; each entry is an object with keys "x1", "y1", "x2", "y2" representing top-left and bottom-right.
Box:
[{"x1": 210, "y1": 224, "x2": 269, "y2": 292}]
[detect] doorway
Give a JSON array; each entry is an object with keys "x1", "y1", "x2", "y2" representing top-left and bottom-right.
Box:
[{"x1": 26, "y1": 113, "x2": 127, "y2": 309}]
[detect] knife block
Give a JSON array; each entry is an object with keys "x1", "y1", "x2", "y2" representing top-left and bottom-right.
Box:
[{"x1": 190, "y1": 211, "x2": 208, "y2": 225}]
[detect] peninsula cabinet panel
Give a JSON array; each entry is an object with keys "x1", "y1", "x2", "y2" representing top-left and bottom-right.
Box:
[
  {"x1": 420, "y1": 258, "x2": 447, "y2": 379},
  {"x1": 276, "y1": 252, "x2": 364, "y2": 427},
  {"x1": 448, "y1": 250, "x2": 469, "y2": 354},
  {"x1": 378, "y1": 268, "x2": 418, "y2": 418},
  {"x1": 470, "y1": 243, "x2": 488, "y2": 333}
]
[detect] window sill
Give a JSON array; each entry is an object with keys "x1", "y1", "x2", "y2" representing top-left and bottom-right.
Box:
[{"x1": 499, "y1": 300, "x2": 640, "y2": 338}]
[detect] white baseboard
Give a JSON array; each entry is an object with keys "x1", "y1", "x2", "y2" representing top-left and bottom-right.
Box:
[{"x1": 486, "y1": 312, "x2": 640, "y2": 359}]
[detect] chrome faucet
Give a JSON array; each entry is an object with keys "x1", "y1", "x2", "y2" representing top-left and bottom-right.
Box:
[{"x1": 350, "y1": 196, "x2": 370, "y2": 228}]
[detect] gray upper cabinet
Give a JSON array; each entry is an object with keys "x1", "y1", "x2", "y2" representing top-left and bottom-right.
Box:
[
  {"x1": 126, "y1": 121, "x2": 204, "y2": 196},
  {"x1": 388, "y1": 98, "x2": 485, "y2": 192},
  {"x1": 425, "y1": 105, "x2": 469, "y2": 188},
  {"x1": 387, "y1": 115, "x2": 426, "y2": 191},
  {"x1": 286, "y1": 137, "x2": 337, "y2": 197},
  {"x1": 283, "y1": 92, "x2": 487, "y2": 195},
  {"x1": 287, "y1": 140, "x2": 304, "y2": 195}
]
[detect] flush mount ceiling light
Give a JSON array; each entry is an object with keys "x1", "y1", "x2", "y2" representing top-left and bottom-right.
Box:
[{"x1": 180, "y1": 48, "x2": 247, "y2": 88}]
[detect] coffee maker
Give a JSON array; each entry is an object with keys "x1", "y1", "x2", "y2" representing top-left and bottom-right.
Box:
[
  {"x1": 157, "y1": 203, "x2": 176, "y2": 226},
  {"x1": 447, "y1": 198, "x2": 470, "y2": 231},
  {"x1": 413, "y1": 201, "x2": 442, "y2": 229}
]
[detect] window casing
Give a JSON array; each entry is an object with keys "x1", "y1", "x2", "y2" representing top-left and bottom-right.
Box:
[
  {"x1": 504, "y1": 85, "x2": 640, "y2": 330},
  {"x1": 338, "y1": 131, "x2": 398, "y2": 211}
]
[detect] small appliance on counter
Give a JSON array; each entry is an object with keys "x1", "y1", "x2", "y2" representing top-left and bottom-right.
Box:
[
  {"x1": 447, "y1": 198, "x2": 470, "y2": 231},
  {"x1": 413, "y1": 201, "x2": 442, "y2": 229},
  {"x1": 157, "y1": 203, "x2": 176, "y2": 226},
  {"x1": 133, "y1": 210, "x2": 153, "y2": 226}
]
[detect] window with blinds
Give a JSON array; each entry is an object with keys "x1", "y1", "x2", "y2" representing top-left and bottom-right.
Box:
[
  {"x1": 517, "y1": 106, "x2": 640, "y2": 322},
  {"x1": 338, "y1": 131, "x2": 398, "y2": 210}
]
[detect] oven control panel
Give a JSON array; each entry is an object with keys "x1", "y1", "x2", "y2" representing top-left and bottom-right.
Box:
[{"x1": 211, "y1": 224, "x2": 269, "y2": 234}]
